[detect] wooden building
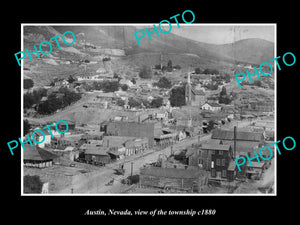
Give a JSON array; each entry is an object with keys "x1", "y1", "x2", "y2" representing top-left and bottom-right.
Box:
[
  {"x1": 84, "y1": 147, "x2": 111, "y2": 164},
  {"x1": 23, "y1": 144, "x2": 59, "y2": 168},
  {"x1": 100, "y1": 120, "x2": 161, "y2": 147},
  {"x1": 139, "y1": 166, "x2": 207, "y2": 192},
  {"x1": 210, "y1": 144, "x2": 232, "y2": 180}
]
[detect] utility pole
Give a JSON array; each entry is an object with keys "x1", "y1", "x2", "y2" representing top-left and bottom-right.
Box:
[{"x1": 130, "y1": 162, "x2": 133, "y2": 178}]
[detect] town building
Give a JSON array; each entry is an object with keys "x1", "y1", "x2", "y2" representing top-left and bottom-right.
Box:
[
  {"x1": 210, "y1": 144, "x2": 232, "y2": 180},
  {"x1": 53, "y1": 146, "x2": 79, "y2": 161},
  {"x1": 185, "y1": 73, "x2": 206, "y2": 107},
  {"x1": 139, "y1": 166, "x2": 207, "y2": 192},
  {"x1": 84, "y1": 147, "x2": 111, "y2": 164},
  {"x1": 201, "y1": 102, "x2": 222, "y2": 112},
  {"x1": 100, "y1": 120, "x2": 162, "y2": 148},
  {"x1": 211, "y1": 128, "x2": 265, "y2": 157},
  {"x1": 23, "y1": 143, "x2": 59, "y2": 168}
]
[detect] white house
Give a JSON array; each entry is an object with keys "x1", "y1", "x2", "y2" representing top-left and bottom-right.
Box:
[
  {"x1": 201, "y1": 102, "x2": 222, "y2": 112},
  {"x1": 119, "y1": 79, "x2": 134, "y2": 88},
  {"x1": 32, "y1": 128, "x2": 52, "y2": 148}
]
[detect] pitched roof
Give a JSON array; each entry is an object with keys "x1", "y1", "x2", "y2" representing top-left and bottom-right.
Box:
[
  {"x1": 192, "y1": 88, "x2": 205, "y2": 95},
  {"x1": 228, "y1": 159, "x2": 237, "y2": 171},
  {"x1": 203, "y1": 102, "x2": 221, "y2": 107},
  {"x1": 85, "y1": 147, "x2": 109, "y2": 156},
  {"x1": 140, "y1": 167, "x2": 204, "y2": 179},
  {"x1": 221, "y1": 140, "x2": 259, "y2": 153},
  {"x1": 201, "y1": 144, "x2": 231, "y2": 151},
  {"x1": 23, "y1": 144, "x2": 58, "y2": 161},
  {"x1": 247, "y1": 161, "x2": 264, "y2": 168},
  {"x1": 212, "y1": 129, "x2": 263, "y2": 142}
]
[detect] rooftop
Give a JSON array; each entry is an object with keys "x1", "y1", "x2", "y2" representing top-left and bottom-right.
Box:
[
  {"x1": 201, "y1": 144, "x2": 231, "y2": 151},
  {"x1": 23, "y1": 144, "x2": 59, "y2": 161},
  {"x1": 212, "y1": 129, "x2": 263, "y2": 142}
]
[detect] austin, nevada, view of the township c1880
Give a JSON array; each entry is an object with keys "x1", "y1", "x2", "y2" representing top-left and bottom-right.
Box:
[{"x1": 21, "y1": 23, "x2": 276, "y2": 195}]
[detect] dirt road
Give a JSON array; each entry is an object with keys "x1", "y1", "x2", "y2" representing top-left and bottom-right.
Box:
[{"x1": 58, "y1": 133, "x2": 211, "y2": 194}]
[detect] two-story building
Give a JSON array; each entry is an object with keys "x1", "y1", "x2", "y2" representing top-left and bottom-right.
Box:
[{"x1": 210, "y1": 144, "x2": 232, "y2": 180}]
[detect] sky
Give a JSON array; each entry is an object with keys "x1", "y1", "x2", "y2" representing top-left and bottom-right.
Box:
[{"x1": 170, "y1": 25, "x2": 275, "y2": 44}]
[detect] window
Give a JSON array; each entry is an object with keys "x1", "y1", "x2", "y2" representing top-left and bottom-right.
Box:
[
  {"x1": 198, "y1": 150, "x2": 202, "y2": 157},
  {"x1": 222, "y1": 170, "x2": 227, "y2": 178},
  {"x1": 222, "y1": 159, "x2": 226, "y2": 166},
  {"x1": 219, "y1": 150, "x2": 223, "y2": 155},
  {"x1": 216, "y1": 159, "x2": 220, "y2": 166},
  {"x1": 198, "y1": 159, "x2": 203, "y2": 164},
  {"x1": 211, "y1": 150, "x2": 215, "y2": 155}
]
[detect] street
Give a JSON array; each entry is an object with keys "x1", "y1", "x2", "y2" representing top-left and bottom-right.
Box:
[{"x1": 59, "y1": 119, "x2": 255, "y2": 194}]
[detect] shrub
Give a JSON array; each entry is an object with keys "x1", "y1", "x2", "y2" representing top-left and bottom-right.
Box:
[
  {"x1": 24, "y1": 175, "x2": 43, "y2": 193},
  {"x1": 24, "y1": 79, "x2": 34, "y2": 89},
  {"x1": 139, "y1": 65, "x2": 152, "y2": 79},
  {"x1": 169, "y1": 86, "x2": 186, "y2": 107}
]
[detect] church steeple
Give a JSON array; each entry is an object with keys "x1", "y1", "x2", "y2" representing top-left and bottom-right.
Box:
[{"x1": 185, "y1": 72, "x2": 192, "y2": 105}]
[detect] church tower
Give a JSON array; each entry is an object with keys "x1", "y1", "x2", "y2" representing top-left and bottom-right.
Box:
[{"x1": 185, "y1": 72, "x2": 192, "y2": 105}]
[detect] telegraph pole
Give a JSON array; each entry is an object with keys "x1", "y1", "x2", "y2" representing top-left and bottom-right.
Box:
[{"x1": 130, "y1": 162, "x2": 133, "y2": 178}]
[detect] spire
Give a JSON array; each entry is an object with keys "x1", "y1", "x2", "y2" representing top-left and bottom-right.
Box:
[{"x1": 187, "y1": 72, "x2": 191, "y2": 84}]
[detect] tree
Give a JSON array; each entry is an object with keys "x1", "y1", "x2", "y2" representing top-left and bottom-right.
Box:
[
  {"x1": 37, "y1": 88, "x2": 81, "y2": 115},
  {"x1": 153, "y1": 77, "x2": 172, "y2": 89},
  {"x1": 150, "y1": 97, "x2": 163, "y2": 108},
  {"x1": 23, "y1": 88, "x2": 47, "y2": 109},
  {"x1": 207, "y1": 120, "x2": 216, "y2": 132},
  {"x1": 121, "y1": 84, "x2": 129, "y2": 91},
  {"x1": 169, "y1": 86, "x2": 186, "y2": 107},
  {"x1": 67, "y1": 75, "x2": 76, "y2": 84},
  {"x1": 203, "y1": 68, "x2": 219, "y2": 75},
  {"x1": 220, "y1": 86, "x2": 227, "y2": 96},
  {"x1": 167, "y1": 60, "x2": 172, "y2": 68},
  {"x1": 113, "y1": 72, "x2": 119, "y2": 79},
  {"x1": 219, "y1": 87, "x2": 232, "y2": 104},
  {"x1": 116, "y1": 98, "x2": 125, "y2": 107},
  {"x1": 154, "y1": 64, "x2": 161, "y2": 69},
  {"x1": 24, "y1": 175, "x2": 43, "y2": 193},
  {"x1": 195, "y1": 67, "x2": 201, "y2": 74},
  {"x1": 174, "y1": 65, "x2": 181, "y2": 70},
  {"x1": 131, "y1": 78, "x2": 136, "y2": 84},
  {"x1": 128, "y1": 97, "x2": 141, "y2": 108},
  {"x1": 253, "y1": 80, "x2": 262, "y2": 87},
  {"x1": 24, "y1": 79, "x2": 34, "y2": 89},
  {"x1": 24, "y1": 119, "x2": 31, "y2": 134},
  {"x1": 101, "y1": 80, "x2": 120, "y2": 93},
  {"x1": 139, "y1": 65, "x2": 152, "y2": 79},
  {"x1": 224, "y1": 73, "x2": 231, "y2": 83}
]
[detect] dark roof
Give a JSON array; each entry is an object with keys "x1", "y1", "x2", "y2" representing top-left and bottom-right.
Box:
[
  {"x1": 212, "y1": 129, "x2": 263, "y2": 142},
  {"x1": 140, "y1": 167, "x2": 204, "y2": 179},
  {"x1": 192, "y1": 88, "x2": 205, "y2": 95},
  {"x1": 85, "y1": 148, "x2": 109, "y2": 156},
  {"x1": 221, "y1": 140, "x2": 259, "y2": 153},
  {"x1": 201, "y1": 144, "x2": 231, "y2": 151},
  {"x1": 23, "y1": 144, "x2": 58, "y2": 161}
]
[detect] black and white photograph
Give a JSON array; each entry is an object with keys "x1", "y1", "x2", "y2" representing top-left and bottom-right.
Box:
[
  {"x1": 1, "y1": 4, "x2": 298, "y2": 223},
  {"x1": 21, "y1": 24, "x2": 276, "y2": 195}
]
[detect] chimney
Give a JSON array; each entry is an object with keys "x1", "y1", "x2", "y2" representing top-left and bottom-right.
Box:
[{"x1": 233, "y1": 126, "x2": 237, "y2": 159}]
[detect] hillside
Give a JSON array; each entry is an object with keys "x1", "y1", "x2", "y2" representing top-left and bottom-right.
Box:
[
  {"x1": 215, "y1": 38, "x2": 275, "y2": 65},
  {"x1": 52, "y1": 25, "x2": 274, "y2": 65},
  {"x1": 22, "y1": 25, "x2": 274, "y2": 86}
]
